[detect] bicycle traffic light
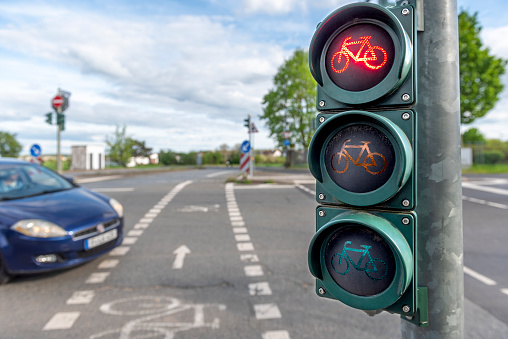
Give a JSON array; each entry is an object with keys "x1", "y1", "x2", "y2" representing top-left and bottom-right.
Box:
[
  {"x1": 57, "y1": 113, "x2": 65, "y2": 131},
  {"x1": 307, "y1": 1, "x2": 428, "y2": 326}
]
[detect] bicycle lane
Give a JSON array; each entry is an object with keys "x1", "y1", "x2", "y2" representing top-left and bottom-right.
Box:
[{"x1": 39, "y1": 176, "x2": 290, "y2": 339}]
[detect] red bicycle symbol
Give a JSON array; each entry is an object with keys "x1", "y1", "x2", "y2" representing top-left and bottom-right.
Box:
[{"x1": 330, "y1": 35, "x2": 388, "y2": 74}]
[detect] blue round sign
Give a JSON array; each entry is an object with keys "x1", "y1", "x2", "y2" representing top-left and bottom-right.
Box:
[
  {"x1": 283, "y1": 139, "x2": 290, "y2": 147},
  {"x1": 30, "y1": 144, "x2": 42, "y2": 157},
  {"x1": 240, "y1": 140, "x2": 251, "y2": 154}
]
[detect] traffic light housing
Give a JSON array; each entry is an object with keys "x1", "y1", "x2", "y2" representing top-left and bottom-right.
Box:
[
  {"x1": 244, "y1": 115, "x2": 251, "y2": 129},
  {"x1": 57, "y1": 113, "x2": 65, "y2": 131},
  {"x1": 45, "y1": 112, "x2": 53, "y2": 125},
  {"x1": 307, "y1": 1, "x2": 428, "y2": 326}
]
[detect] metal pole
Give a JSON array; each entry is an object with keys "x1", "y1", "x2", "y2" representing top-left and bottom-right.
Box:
[
  {"x1": 56, "y1": 88, "x2": 62, "y2": 174},
  {"x1": 401, "y1": 0, "x2": 464, "y2": 337},
  {"x1": 248, "y1": 116, "x2": 253, "y2": 179}
]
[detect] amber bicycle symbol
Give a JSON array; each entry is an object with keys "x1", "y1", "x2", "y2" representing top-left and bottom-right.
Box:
[
  {"x1": 331, "y1": 139, "x2": 387, "y2": 175},
  {"x1": 331, "y1": 35, "x2": 388, "y2": 74},
  {"x1": 331, "y1": 241, "x2": 388, "y2": 281}
]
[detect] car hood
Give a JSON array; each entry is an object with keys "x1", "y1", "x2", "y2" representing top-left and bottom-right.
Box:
[{"x1": 0, "y1": 187, "x2": 118, "y2": 230}]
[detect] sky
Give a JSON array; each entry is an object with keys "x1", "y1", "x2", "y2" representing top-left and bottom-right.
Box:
[{"x1": 0, "y1": 0, "x2": 507, "y2": 156}]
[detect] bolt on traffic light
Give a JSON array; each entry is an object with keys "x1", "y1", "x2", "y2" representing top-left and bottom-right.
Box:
[{"x1": 306, "y1": 1, "x2": 428, "y2": 327}]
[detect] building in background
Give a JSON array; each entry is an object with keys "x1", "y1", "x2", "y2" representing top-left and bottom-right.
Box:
[{"x1": 71, "y1": 145, "x2": 105, "y2": 170}]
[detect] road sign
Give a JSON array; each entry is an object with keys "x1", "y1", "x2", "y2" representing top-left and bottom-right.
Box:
[
  {"x1": 240, "y1": 140, "x2": 251, "y2": 154},
  {"x1": 283, "y1": 139, "x2": 290, "y2": 147},
  {"x1": 52, "y1": 95, "x2": 64, "y2": 110},
  {"x1": 240, "y1": 153, "x2": 250, "y2": 173},
  {"x1": 30, "y1": 144, "x2": 42, "y2": 157},
  {"x1": 250, "y1": 122, "x2": 258, "y2": 133}
]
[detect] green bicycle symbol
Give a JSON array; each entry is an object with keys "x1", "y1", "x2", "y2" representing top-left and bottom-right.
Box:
[{"x1": 331, "y1": 241, "x2": 388, "y2": 281}]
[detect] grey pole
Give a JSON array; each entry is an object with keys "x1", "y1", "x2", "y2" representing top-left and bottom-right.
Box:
[
  {"x1": 401, "y1": 0, "x2": 464, "y2": 337},
  {"x1": 56, "y1": 88, "x2": 62, "y2": 174}
]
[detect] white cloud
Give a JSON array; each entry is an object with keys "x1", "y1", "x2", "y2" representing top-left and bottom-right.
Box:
[
  {"x1": 242, "y1": 0, "x2": 307, "y2": 15},
  {"x1": 0, "y1": 2, "x2": 286, "y2": 154}
]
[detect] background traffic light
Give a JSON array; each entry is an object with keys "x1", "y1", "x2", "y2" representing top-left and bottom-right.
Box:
[
  {"x1": 45, "y1": 112, "x2": 53, "y2": 125},
  {"x1": 307, "y1": 1, "x2": 428, "y2": 326},
  {"x1": 57, "y1": 113, "x2": 65, "y2": 131}
]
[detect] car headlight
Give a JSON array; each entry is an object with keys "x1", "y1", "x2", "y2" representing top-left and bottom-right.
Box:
[
  {"x1": 11, "y1": 219, "x2": 67, "y2": 238},
  {"x1": 109, "y1": 198, "x2": 124, "y2": 218}
]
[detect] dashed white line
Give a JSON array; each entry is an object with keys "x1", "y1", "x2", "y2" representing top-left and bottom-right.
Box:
[
  {"x1": 43, "y1": 312, "x2": 80, "y2": 330},
  {"x1": 244, "y1": 265, "x2": 264, "y2": 277},
  {"x1": 464, "y1": 266, "x2": 497, "y2": 286},
  {"x1": 122, "y1": 237, "x2": 138, "y2": 245},
  {"x1": 263, "y1": 331, "x2": 291, "y2": 339},
  {"x1": 127, "y1": 229, "x2": 144, "y2": 237},
  {"x1": 86, "y1": 272, "x2": 110, "y2": 284},
  {"x1": 249, "y1": 282, "x2": 272, "y2": 296},
  {"x1": 235, "y1": 234, "x2": 251, "y2": 242},
  {"x1": 502, "y1": 289, "x2": 508, "y2": 296},
  {"x1": 66, "y1": 290, "x2": 95, "y2": 305},
  {"x1": 237, "y1": 242, "x2": 255, "y2": 251},
  {"x1": 233, "y1": 227, "x2": 248, "y2": 234},
  {"x1": 254, "y1": 304, "x2": 282, "y2": 320},
  {"x1": 98, "y1": 259, "x2": 119, "y2": 269},
  {"x1": 240, "y1": 254, "x2": 259, "y2": 263},
  {"x1": 109, "y1": 246, "x2": 130, "y2": 256}
]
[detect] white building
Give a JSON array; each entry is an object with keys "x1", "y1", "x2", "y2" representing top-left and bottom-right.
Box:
[{"x1": 71, "y1": 145, "x2": 106, "y2": 170}]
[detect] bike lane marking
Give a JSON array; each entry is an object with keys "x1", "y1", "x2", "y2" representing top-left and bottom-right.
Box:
[
  {"x1": 225, "y1": 183, "x2": 290, "y2": 337},
  {"x1": 42, "y1": 180, "x2": 193, "y2": 332}
]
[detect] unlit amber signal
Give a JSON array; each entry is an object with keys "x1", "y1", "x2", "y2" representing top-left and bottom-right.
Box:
[{"x1": 331, "y1": 36, "x2": 388, "y2": 74}]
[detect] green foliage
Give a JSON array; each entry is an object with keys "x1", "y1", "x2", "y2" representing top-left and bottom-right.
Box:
[
  {"x1": 459, "y1": 10, "x2": 507, "y2": 124},
  {"x1": 202, "y1": 152, "x2": 222, "y2": 165},
  {"x1": 481, "y1": 150, "x2": 505, "y2": 164},
  {"x1": 128, "y1": 138, "x2": 152, "y2": 158},
  {"x1": 0, "y1": 131, "x2": 22, "y2": 157},
  {"x1": 105, "y1": 124, "x2": 132, "y2": 167},
  {"x1": 261, "y1": 49, "x2": 317, "y2": 150},
  {"x1": 159, "y1": 150, "x2": 196, "y2": 165},
  {"x1": 463, "y1": 128, "x2": 486, "y2": 145}
]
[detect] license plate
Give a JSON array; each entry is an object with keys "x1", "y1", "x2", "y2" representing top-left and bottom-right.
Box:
[{"x1": 85, "y1": 229, "x2": 118, "y2": 250}]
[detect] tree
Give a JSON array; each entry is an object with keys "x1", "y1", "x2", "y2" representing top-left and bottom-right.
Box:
[
  {"x1": 261, "y1": 49, "x2": 317, "y2": 150},
  {"x1": 105, "y1": 124, "x2": 132, "y2": 167},
  {"x1": 463, "y1": 127, "x2": 486, "y2": 145},
  {"x1": 128, "y1": 138, "x2": 152, "y2": 158},
  {"x1": 0, "y1": 131, "x2": 22, "y2": 157},
  {"x1": 459, "y1": 10, "x2": 507, "y2": 124}
]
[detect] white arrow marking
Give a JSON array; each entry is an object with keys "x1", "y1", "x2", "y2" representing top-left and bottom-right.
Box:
[{"x1": 172, "y1": 245, "x2": 191, "y2": 269}]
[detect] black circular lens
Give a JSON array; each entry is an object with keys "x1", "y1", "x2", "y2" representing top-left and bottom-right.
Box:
[
  {"x1": 325, "y1": 225, "x2": 396, "y2": 296},
  {"x1": 325, "y1": 23, "x2": 395, "y2": 92},
  {"x1": 324, "y1": 124, "x2": 395, "y2": 193}
]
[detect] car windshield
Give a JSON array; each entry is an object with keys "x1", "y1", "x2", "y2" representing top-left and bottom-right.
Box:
[{"x1": 0, "y1": 163, "x2": 74, "y2": 200}]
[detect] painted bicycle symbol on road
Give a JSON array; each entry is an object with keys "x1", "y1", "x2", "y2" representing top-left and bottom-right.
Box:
[
  {"x1": 330, "y1": 139, "x2": 387, "y2": 175},
  {"x1": 89, "y1": 296, "x2": 226, "y2": 339},
  {"x1": 330, "y1": 35, "x2": 388, "y2": 74},
  {"x1": 331, "y1": 241, "x2": 388, "y2": 281}
]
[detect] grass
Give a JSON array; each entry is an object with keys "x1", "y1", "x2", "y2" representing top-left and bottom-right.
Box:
[{"x1": 463, "y1": 164, "x2": 508, "y2": 174}]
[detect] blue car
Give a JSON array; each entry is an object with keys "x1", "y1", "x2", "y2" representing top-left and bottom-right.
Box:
[{"x1": 0, "y1": 158, "x2": 124, "y2": 283}]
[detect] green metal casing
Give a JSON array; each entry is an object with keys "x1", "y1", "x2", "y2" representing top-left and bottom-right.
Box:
[
  {"x1": 309, "y1": 207, "x2": 418, "y2": 316},
  {"x1": 309, "y1": 110, "x2": 416, "y2": 209},
  {"x1": 309, "y1": 2, "x2": 416, "y2": 110}
]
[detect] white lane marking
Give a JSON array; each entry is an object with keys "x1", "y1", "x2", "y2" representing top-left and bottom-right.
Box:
[
  {"x1": 263, "y1": 331, "x2": 291, "y2": 339},
  {"x1": 139, "y1": 218, "x2": 154, "y2": 223},
  {"x1": 144, "y1": 213, "x2": 158, "y2": 218},
  {"x1": 234, "y1": 184, "x2": 295, "y2": 190},
  {"x1": 254, "y1": 304, "x2": 282, "y2": 320},
  {"x1": 233, "y1": 227, "x2": 248, "y2": 234},
  {"x1": 128, "y1": 229, "x2": 144, "y2": 237},
  {"x1": 86, "y1": 272, "x2": 110, "y2": 284},
  {"x1": 98, "y1": 259, "x2": 119, "y2": 269},
  {"x1": 109, "y1": 246, "x2": 130, "y2": 256},
  {"x1": 235, "y1": 234, "x2": 251, "y2": 242},
  {"x1": 501, "y1": 288, "x2": 508, "y2": 296},
  {"x1": 294, "y1": 183, "x2": 315, "y2": 195},
  {"x1": 464, "y1": 266, "x2": 497, "y2": 286},
  {"x1": 149, "y1": 208, "x2": 162, "y2": 213},
  {"x1": 462, "y1": 182, "x2": 508, "y2": 196},
  {"x1": 91, "y1": 188, "x2": 135, "y2": 192},
  {"x1": 463, "y1": 196, "x2": 508, "y2": 209},
  {"x1": 240, "y1": 254, "x2": 259, "y2": 263},
  {"x1": 245, "y1": 265, "x2": 264, "y2": 277},
  {"x1": 207, "y1": 170, "x2": 233, "y2": 178},
  {"x1": 122, "y1": 237, "x2": 138, "y2": 245},
  {"x1": 232, "y1": 221, "x2": 245, "y2": 227},
  {"x1": 43, "y1": 312, "x2": 80, "y2": 330},
  {"x1": 67, "y1": 290, "x2": 95, "y2": 305},
  {"x1": 237, "y1": 243, "x2": 254, "y2": 251},
  {"x1": 230, "y1": 216, "x2": 243, "y2": 221},
  {"x1": 249, "y1": 282, "x2": 272, "y2": 296},
  {"x1": 75, "y1": 175, "x2": 123, "y2": 183},
  {"x1": 172, "y1": 245, "x2": 191, "y2": 269},
  {"x1": 134, "y1": 223, "x2": 150, "y2": 229}
]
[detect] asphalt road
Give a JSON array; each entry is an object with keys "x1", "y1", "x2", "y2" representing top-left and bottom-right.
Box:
[{"x1": 0, "y1": 168, "x2": 506, "y2": 338}]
